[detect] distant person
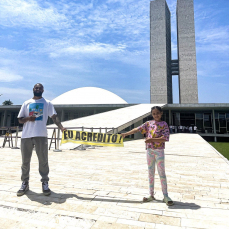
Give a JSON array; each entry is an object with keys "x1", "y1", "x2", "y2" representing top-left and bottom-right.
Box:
[
  {"x1": 17, "y1": 83, "x2": 66, "y2": 196},
  {"x1": 178, "y1": 125, "x2": 182, "y2": 133},
  {"x1": 194, "y1": 126, "x2": 197, "y2": 133},
  {"x1": 172, "y1": 125, "x2": 175, "y2": 133},
  {"x1": 121, "y1": 106, "x2": 173, "y2": 206},
  {"x1": 175, "y1": 126, "x2": 177, "y2": 133},
  {"x1": 185, "y1": 126, "x2": 188, "y2": 133},
  {"x1": 189, "y1": 126, "x2": 193, "y2": 133}
]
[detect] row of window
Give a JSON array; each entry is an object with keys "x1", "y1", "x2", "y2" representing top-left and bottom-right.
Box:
[{"x1": 167, "y1": 112, "x2": 229, "y2": 134}]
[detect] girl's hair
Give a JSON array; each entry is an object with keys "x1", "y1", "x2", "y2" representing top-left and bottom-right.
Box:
[{"x1": 151, "y1": 106, "x2": 163, "y2": 112}]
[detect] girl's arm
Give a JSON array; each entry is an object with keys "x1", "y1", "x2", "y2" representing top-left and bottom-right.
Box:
[
  {"x1": 145, "y1": 136, "x2": 167, "y2": 143},
  {"x1": 121, "y1": 128, "x2": 139, "y2": 138}
]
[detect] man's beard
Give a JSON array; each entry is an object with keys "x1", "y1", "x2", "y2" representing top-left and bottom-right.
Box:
[{"x1": 33, "y1": 91, "x2": 43, "y2": 97}]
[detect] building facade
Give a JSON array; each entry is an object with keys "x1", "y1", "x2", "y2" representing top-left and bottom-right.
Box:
[
  {"x1": 177, "y1": 0, "x2": 198, "y2": 103},
  {"x1": 150, "y1": 0, "x2": 172, "y2": 104},
  {"x1": 150, "y1": 0, "x2": 198, "y2": 104}
]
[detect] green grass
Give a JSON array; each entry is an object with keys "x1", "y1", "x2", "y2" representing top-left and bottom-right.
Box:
[
  {"x1": 209, "y1": 142, "x2": 229, "y2": 160},
  {"x1": 123, "y1": 138, "x2": 135, "y2": 142}
]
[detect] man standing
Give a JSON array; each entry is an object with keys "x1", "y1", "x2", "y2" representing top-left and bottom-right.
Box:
[{"x1": 17, "y1": 83, "x2": 66, "y2": 196}]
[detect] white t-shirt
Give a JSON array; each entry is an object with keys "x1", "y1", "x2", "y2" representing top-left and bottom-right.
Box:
[{"x1": 18, "y1": 98, "x2": 57, "y2": 138}]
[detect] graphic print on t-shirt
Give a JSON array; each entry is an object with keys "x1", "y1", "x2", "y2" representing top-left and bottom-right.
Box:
[{"x1": 29, "y1": 103, "x2": 44, "y2": 121}]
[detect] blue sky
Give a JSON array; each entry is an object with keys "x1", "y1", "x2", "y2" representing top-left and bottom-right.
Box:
[{"x1": 0, "y1": 0, "x2": 228, "y2": 105}]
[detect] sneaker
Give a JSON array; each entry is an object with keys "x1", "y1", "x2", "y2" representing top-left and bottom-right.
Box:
[
  {"x1": 42, "y1": 181, "x2": 51, "y2": 196},
  {"x1": 17, "y1": 181, "x2": 29, "y2": 196}
]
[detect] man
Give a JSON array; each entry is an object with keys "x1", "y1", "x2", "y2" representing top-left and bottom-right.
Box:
[
  {"x1": 17, "y1": 83, "x2": 66, "y2": 196},
  {"x1": 172, "y1": 125, "x2": 175, "y2": 133}
]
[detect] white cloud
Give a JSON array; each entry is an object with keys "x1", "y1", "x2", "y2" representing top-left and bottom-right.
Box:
[
  {"x1": 0, "y1": 69, "x2": 23, "y2": 82},
  {"x1": 0, "y1": 87, "x2": 30, "y2": 96},
  {"x1": 197, "y1": 60, "x2": 229, "y2": 78},
  {"x1": 106, "y1": 0, "x2": 134, "y2": 4},
  {"x1": 0, "y1": 87, "x2": 31, "y2": 105},
  {"x1": 194, "y1": 2, "x2": 229, "y2": 54},
  {"x1": 196, "y1": 26, "x2": 229, "y2": 44},
  {"x1": 0, "y1": 86, "x2": 56, "y2": 105},
  {"x1": 110, "y1": 88, "x2": 150, "y2": 103},
  {"x1": 48, "y1": 42, "x2": 126, "y2": 58},
  {"x1": 0, "y1": 0, "x2": 68, "y2": 29},
  {"x1": 65, "y1": 0, "x2": 149, "y2": 45}
]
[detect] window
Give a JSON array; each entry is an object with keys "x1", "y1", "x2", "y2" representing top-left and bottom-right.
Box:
[
  {"x1": 180, "y1": 113, "x2": 195, "y2": 126},
  {"x1": 195, "y1": 113, "x2": 203, "y2": 130},
  {"x1": 214, "y1": 112, "x2": 219, "y2": 131},
  {"x1": 226, "y1": 113, "x2": 229, "y2": 132},
  {"x1": 219, "y1": 113, "x2": 226, "y2": 127},
  {"x1": 204, "y1": 113, "x2": 212, "y2": 128},
  {"x1": 64, "y1": 112, "x2": 69, "y2": 121}
]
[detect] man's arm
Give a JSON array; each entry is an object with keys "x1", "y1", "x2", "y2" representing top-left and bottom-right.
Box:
[
  {"x1": 51, "y1": 114, "x2": 66, "y2": 132},
  {"x1": 18, "y1": 116, "x2": 36, "y2": 124}
]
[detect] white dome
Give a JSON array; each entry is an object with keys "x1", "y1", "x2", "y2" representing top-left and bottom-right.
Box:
[{"x1": 52, "y1": 87, "x2": 127, "y2": 105}]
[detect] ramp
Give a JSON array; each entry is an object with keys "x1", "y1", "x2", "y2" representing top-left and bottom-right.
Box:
[
  {"x1": 48, "y1": 103, "x2": 164, "y2": 149},
  {"x1": 50, "y1": 104, "x2": 164, "y2": 132}
]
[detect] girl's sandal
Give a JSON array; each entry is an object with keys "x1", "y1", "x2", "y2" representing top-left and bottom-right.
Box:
[
  {"x1": 143, "y1": 196, "x2": 155, "y2": 202},
  {"x1": 163, "y1": 196, "x2": 174, "y2": 206}
]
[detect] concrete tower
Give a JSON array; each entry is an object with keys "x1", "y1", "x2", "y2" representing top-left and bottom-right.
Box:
[
  {"x1": 150, "y1": 0, "x2": 198, "y2": 104},
  {"x1": 177, "y1": 0, "x2": 198, "y2": 103},
  {"x1": 150, "y1": 0, "x2": 172, "y2": 104}
]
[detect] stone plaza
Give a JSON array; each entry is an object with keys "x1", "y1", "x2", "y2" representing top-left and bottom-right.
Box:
[
  {"x1": 0, "y1": 0, "x2": 228, "y2": 227},
  {"x1": 0, "y1": 134, "x2": 229, "y2": 228}
]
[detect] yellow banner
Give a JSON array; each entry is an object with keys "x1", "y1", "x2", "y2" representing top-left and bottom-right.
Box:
[{"x1": 61, "y1": 130, "x2": 124, "y2": 147}]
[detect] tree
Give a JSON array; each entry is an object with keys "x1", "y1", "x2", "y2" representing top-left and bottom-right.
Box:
[{"x1": 2, "y1": 100, "x2": 13, "y2": 105}]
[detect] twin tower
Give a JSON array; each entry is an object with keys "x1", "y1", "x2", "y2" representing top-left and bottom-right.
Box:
[{"x1": 150, "y1": 0, "x2": 198, "y2": 104}]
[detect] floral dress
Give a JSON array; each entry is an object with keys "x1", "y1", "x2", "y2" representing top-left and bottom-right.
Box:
[{"x1": 137, "y1": 120, "x2": 170, "y2": 149}]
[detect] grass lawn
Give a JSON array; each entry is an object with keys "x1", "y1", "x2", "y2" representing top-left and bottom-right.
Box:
[
  {"x1": 209, "y1": 142, "x2": 229, "y2": 160},
  {"x1": 123, "y1": 138, "x2": 135, "y2": 142}
]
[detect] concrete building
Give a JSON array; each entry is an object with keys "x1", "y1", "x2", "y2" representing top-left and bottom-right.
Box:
[
  {"x1": 150, "y1": 0, "x2": 198, "y2": 104},
  {"x1": 0, "y1": 87, "x2": 134, "y2": 134},
  {"x1": 177, "y1": 0, "x2": 198, "y2": 103},
  {"x1": 161, "y1": 104, "x2": 229, "y2": 142},
  {"x1": 150, "y1": 0, "x2": 172, "y2": 104},
  {"x1": 0, "y1": 87, "x2": 229, "y2": 142}
]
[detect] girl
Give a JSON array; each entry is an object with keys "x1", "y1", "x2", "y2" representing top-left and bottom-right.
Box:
[{"x1": 121, "y1": 106, "x2": 173, "y2": 206}]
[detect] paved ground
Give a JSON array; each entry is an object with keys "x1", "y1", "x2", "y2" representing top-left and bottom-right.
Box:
[{"x1": 0, "y1": 133, "x2": 229, "y2": 229}]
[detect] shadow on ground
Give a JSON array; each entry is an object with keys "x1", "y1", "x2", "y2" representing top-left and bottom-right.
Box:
[
  {"x1": 152, "y1": 199, "x2": 201, "y2": 209},
  {"x1": 25, "y1": 190, "x2": 142, "y2": 205},
  {"x1": 168, "y1": 201, "x2": 201, "y2": 209},
  {"x1": 24, "y1": 190, "x2": 201, "y2": 210}
]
